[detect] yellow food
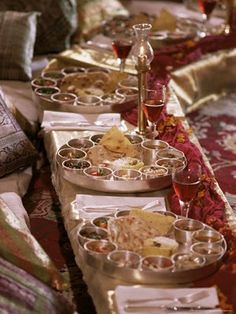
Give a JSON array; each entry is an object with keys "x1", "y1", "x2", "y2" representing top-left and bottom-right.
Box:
[
  {"x1": 100, "y1": 126, "x2": 137, "y2": 157},
  {"x1": 152, "y1": 9, "x2": 177, "y2": 32},
  {"x1": 143, "y1": 236, "x2": 178, "y2": 257},
  {"x1": 129, "y1": 208, "x2": 175, "y2": 235}
]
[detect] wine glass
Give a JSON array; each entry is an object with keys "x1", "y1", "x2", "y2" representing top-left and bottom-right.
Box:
[
  {"x1": 142, "y1": 84, "x2": 167, "y2": 139},
  {"x1": 197, "y1": 0, "x2": 218, "y2": 37},
  {"x1": 111, "y1": 31, "x2": 133, "y2": 72},
  {"x1": 172, "y1": 163, "x2": 202, "y2": 218}
]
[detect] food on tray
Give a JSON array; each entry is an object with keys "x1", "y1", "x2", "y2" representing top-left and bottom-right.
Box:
[
  {"x1": 152, "y1": 9, "x2": 177, "y2": 32},
  {"x1": 108, "y1": 216, "x2": 161, "y2": 252},
  {"x1": 143, "y1": 236, "x2": 178, "y2": 257},
  {"x1": 92, "y1": 216, "x2": 110, "y2": 229},
  {"x1": 141, "y1": 165, "x2": 168, "y2": 179},
  {"x1": 100, "y1": 126, "x2": 137, "y2": 156},
  {"x1": 112, "y1": 157, "x2": 144, "y2": 170},
  {"x1": 172, "y1": 253, "x2": 205, "y2": 270},
  {"x1": 130, "y1": 208, "x2": 175, "y2": 235},
  {"x1": 88, "y1": 145, "x2": 124, "y2": 165},
  {"x1": 59, "y1": 71, "x2": 127, "y2": 97},
  {"x1": 84, "y1": 240, "x2": 116, "y2": 254}
]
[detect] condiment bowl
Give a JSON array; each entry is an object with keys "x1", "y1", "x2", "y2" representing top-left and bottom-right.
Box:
[
  {"x1": 56, "y1": 147, "x2": 87, "y2": 165},
  {"x1": 172, "y1": 252, "x2": 206, "y2": 270},
  {"x1": 155, "y1": 157, "x2": 186, "y2": 174},
  {"x1": 84, "y1": 166, "x2": 113, "y2": 180},
  {"x1": 34, "y1": 86, "x2": 60, "y2": 99},
  {"x1": 113, "y1": 169, "x2": 142, "y2": 181},
  {"x1": 62, "y1": 159, "x2": 91, "y2": 175},
  {"x1": 174, "y1": 218, "x2": 204, "y2": 244},
  {"x1": 89, "y1": 134, "x2": 104, "y2": 145},
  {"x1": 61, "y1": 66, "x2": 86, "y2": 75},
  {"x1": 67, "y1": 138, "x2": 94, "y2": 151},
  {"x1": 191, "y1": 242, "x2": 225, "y2": 262},
  {"x1": 77, "y1": 225, "x2": 108, "y2": 246},
  {"x1": 115, "y1": 87, "x2": 138, "y2": 102},
  {"x1": 140, "y1": 165, "x2": 168, "y2": 179},
  {"x1": 31, "y1": 77, "x2": 57, "y2": 90},
  {"x1": 76, "y1": 95, "x2": 102, "y2": 106},
  {"x1": 141, "y1": 139, "x2": 169, "y2": 164},
  {"x1": 84, "y1": 239, "x2": 117, "y2": 257},
  {"x1": 92, "y1": 216, "x2": 111, "y2": 229},
  {"x1": 157, "y1": 147, "x2": 185, "y2": 162},
  {"x1": 141, "y1": 255, "x2": 174, "y2": 271},
  {"x1": 41, "y1": 70, "x2": 65, "y2": 82},
  {"x1": 192, "y1": 228, "x2": 224, "y2": 245},
  {"x1": 107, "y1": 250, "x2": 141, "y2": 269},
  {"x1": 51, "y1": 92, "x2": 77, "y2": 105}
]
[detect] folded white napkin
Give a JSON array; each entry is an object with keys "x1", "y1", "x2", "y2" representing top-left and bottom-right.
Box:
[
  {"x1": 115, "y1": 286, "x2": 221, "y2": 314},
  {"x1": 75, "y1": 194, "x2": 166, "y2": 219},
  {"x1": 41, "y1": 110, "x2": 121, "y2": 131},
  {"x1": 81, "y1": 34, "x2": 113, "y2": 51}
]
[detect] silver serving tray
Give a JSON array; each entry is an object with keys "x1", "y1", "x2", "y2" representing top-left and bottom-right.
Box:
[
  {"x1": 78, "y1": 223, "x2": 227, "y2": 285},
  {"x1": 63, "y1": 170, "x2": 172, "y2": 193}
]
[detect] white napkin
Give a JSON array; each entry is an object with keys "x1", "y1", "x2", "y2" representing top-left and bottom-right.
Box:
[
  {"x1": 75, "y1": 194, "x2": 166, "y2": 219},
  {"x1": 41, "y1": 110, "x2": 121, "y2": 131},
  {"x1": 115, "y1": 286, "x2": 222, "y2": 314},
  {"x1": 81, "y1": 34, "x2": 113, "y2": 51}
]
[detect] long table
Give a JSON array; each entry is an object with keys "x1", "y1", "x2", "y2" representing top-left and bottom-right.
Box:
[{"x1": 43, "y1": 91, "x2": 235, "y2": 313}]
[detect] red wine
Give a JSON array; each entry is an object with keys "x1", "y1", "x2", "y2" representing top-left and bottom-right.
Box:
[
  {"x1": 198, "y1": 0, "x2": 217, "y2": 18},
  {"x1": 143, "y1": 99, "x2": 165, "y2": 123},
  {"x1": 173, "y1": 178, "x2": 200, "y2": 202},
  {"x1": 112, "y1": 39, "x2": 133, "y2": 59}
]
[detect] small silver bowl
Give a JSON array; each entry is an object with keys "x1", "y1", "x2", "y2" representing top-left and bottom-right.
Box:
[
  {"x1": 174, "y1": 218, "x2": 204, "y2": 244},
  {"x1": 67, "y1": 138, "x2": 94, "y2": 151},
  {"x1": 191, "y1": 242, "x2": 225, "y2": 262},
  {"x1": 118, "y1": 76, "x2": 138, "y2": 89},
  {"x1": 78, "y1": 225, "x2": 108, "y2": 245},
  {"x1": 51, "y1": 92, "x2": 77, "y2": 105},
  {"x1": 155, "y1": 158, "x2": 186, "y2": 174},
  {"x1": 41, "y1": 70, "x2": 65, "y2": 81},
  {"x1": 92, "y1": 216, "x2": 111, "y2": 229},
  {"x1": 87, "y1": 67, "x2": 110, "y2": 73},
  {"x1": 125, "y1": 134, "x2": 143, "y2": 147},
  {"x1": 62, "y1": 159, "x2": 91, "y2": 175},
  {"x1": 107, "y1": 250, "x2": 141, "y2": 269},
  {"x1": 84, "y1": 166, "x2": 113, "y2": 180},
  {"x1": 141, "y1": 140, "x2": 169, "y2": 165},
  {"x1": 141, "y1": 255, "x2": 174, "y2": 271},
  {"x1": 76, "y1": 95, "x2": 102, "y2": 106},
  {"x1": 192, "y1": 228, "x2": 224, "y2": 246},
  {"x1": 89, "y1": 134, "x2": 104, "y2": 145},
  {"x1": 172, "y1": 252, "x2": 206, "y2": 270},
  {"x1": 157, "y1": 147, "x2": 185, "y2": 162},
  {"x1": 140, "y1": 165, "x2": 168, "y2": 179},
  {"x1": 84, "y1": 239, "x2": 117, "y2": 257},
  {"x1": 115, "y1": 209, "x2": 130, "y2": 218},
  {"x1": 115, "y1": 87, "x2": 138, "y2": 102},
  {"x1": 34, "y1": 86, "x2": 60, "y2": 99},
  {"x1": 56, "y1": 147, "x2": 87, "y2": 165},
  {"x1": 31, "y1": 77, "x2": 57, "y2": 90},
  {"x1": 61, "y1": 66, "x2": 86, "y2": 75},
  {"x1": 113, "y1": 169, "x2": 142, "y2": 181},
  {"x1": 101, "y1": 93, "x2": 125, "y2": 105}
]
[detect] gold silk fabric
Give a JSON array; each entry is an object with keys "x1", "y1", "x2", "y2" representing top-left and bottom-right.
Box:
[{"x1": 169, "y1": 48, "x2": 236, "y2": 113}]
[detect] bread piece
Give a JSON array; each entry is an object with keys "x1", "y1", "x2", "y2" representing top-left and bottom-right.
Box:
[
  {"x1": 143, "y1": 236, "x2": 178, "y2": 257},
  {"x1": 100, "y1": 126, "x2": 137, "y2": 157},
  {"x1": 152, "y1": 9, "x2": 177, "y2": 32},
  {"x1": 129, "y1": 208, "x2": 175, "y2": 235}
]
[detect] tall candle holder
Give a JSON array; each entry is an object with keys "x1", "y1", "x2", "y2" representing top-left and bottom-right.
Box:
[{"x1": 132, "y1": 23, "x2": 154, "y2": 135}]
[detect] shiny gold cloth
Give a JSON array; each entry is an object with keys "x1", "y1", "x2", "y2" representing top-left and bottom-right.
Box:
[{"x1": 170, "y1": 48, "x2": 236, "y2": 113}]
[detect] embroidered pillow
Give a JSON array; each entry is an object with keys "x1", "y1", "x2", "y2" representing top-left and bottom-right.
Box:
[
  {"x1": 0, "y1": 11, "x2": 38, "y2": 81},
  {"x1": 0, "y1": 94, "x2": 38, "y2": 177},
  {"x1": 0, "y1": 0, "x2": 78, "y2": 55}
]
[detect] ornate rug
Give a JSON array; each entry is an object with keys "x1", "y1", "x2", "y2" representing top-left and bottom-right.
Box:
[{"x1": 22, "y1": 92, "x2": 236, "y2": 313}]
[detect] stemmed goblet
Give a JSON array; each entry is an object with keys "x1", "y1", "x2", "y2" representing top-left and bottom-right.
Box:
[
  {"x1": 111, "y1": 30, "x2": 133, "y2": 72},
  {"x1": 172, "y1": 163, "x2": 202, "y2": 218},
  {"x1": 197, "y1": 0, "x2": 218, "y2": 37},
  {"x1": 142, "y1": 84, "x2": 167, "y2": 139}
]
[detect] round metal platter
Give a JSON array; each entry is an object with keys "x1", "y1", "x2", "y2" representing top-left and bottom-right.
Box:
[{"x1": 78, "y1": 222, "x2": 227, "y2": 285}]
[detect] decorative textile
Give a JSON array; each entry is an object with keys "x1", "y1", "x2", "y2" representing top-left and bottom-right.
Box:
[
  {"x1": 0, "y1": 256, "x2": 74, "y2": 314},
  {"x1": 0, "y1": 197, "x2": 66, "y2": 291},
  {"x1": 0, "y1": 11, "x2": 38, "y2": 81},
  {"x1": 0, "y1": 94, "x2": 38, "y2": 178},
  {"x1": 0, "y1": 0, "x2": 78, "y2": 55}
]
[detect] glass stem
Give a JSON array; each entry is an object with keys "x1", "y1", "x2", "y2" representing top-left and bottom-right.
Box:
[
  {"x1": 119, "y1": 58, "x2": 126, "y2": 72},
  {"x1": 179, "y1": 200, "x2": 191, "y2": 218}
]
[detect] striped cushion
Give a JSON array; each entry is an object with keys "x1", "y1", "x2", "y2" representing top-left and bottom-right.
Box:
[
  {"x1": 0, "y1": 11, "x2": 38, "y2": 81},
  {"x1": 0, "y1": 94, "x2": 38, "y2": 177}
]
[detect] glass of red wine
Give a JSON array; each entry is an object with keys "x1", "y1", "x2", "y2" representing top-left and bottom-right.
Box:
[
  {"x1": 142, "y1": 84, "x2": 167, "y2": 139},
  {"x1": 112, "y1": 31, "x2": 133, "y2": 72},
  {"x1": 197, "y1": 0, "x2": 218, "y2": 37},
  {"x1": 172, "y1": 163, "x2": 202, "y2": 218}
]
